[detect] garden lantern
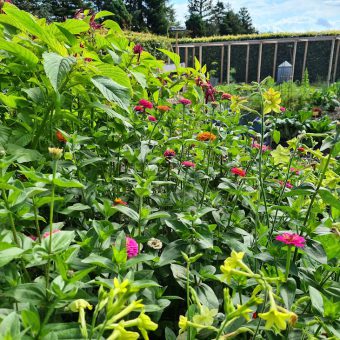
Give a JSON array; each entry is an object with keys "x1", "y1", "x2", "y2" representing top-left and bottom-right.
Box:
[{"x1": 277, "y1": 61, "x2": 293, "y2": 83}]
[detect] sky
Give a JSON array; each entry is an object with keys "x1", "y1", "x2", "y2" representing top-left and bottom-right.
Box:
[{"x1": 170, "y1": 0, "x2": 340, "y2": 33}]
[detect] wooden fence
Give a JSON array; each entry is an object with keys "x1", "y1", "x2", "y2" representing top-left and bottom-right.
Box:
[{"x1": 173, "y1": 35, "x2": 340, "y2": 85}]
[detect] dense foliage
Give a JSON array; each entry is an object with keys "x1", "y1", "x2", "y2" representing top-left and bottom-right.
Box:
[{"x1": 0, "y1": 3, "x2": 339, "y2": 340}]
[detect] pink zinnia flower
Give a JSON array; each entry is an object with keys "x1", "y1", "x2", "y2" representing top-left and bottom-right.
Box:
[
  {"x1": 280, "y1": 106, "x2": 286, "y2": 112},
  {"x1": 252, "y1": 140, "x2": 270, "y2": 152},
  {"x1": 276, "y1": 233, "x2": 306, "y2": 248},
  {"x1": 126, "y1": 237, "x2": 138, "y2": 258},
  {"x1": 182, "y1": 161, "x2": 195, "y2": 168},
  {"x1": 179, "y1": 98, "x2": 191, "y2": 106},
  {"x1": 148, "y1": 115, "x2": 157, "y2": 122},
  {"x1": 164, "y1": 149, "x2": 176, "y2": 158},
  {"x1": 29, "y1": 235, "x2": 37, "y2": 241},
  {"x1": 231, "y1": 167, "x2": 246, "y2": 177},
  {"x1": 221, "y1": 93, "x2": 232, "y2": 100},
  {"x1": 279, "y1": 180, "x2": 293, "y2": 189},
  {"x1": 42, "y1": 229, "x2": 61, "y2": 239},
  {"x1": 84, "y1": 57, "x2": 93, "y2": 62},
  {"x1": 133, "y1": 44, "x2": 143, "y2": 54},
  {"x1": 139, "y1": 99, "x2": 153, "y2": 109},
  {"x1": 290, "y1": 167, "x2": 300, "y2": 175},
  {"x1": 134, "y1": 105, "x2": 144, "y2": 112}
]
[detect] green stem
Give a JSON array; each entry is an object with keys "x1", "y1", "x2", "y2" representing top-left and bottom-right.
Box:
[
  {"x1": 285, "y1": 246, "x2": 292, "y2": 281},
  {"x1": 46, "y1": 159, "x2": 58, "y2": 291},
  {"x1": 32, "y1": 199, "x2": 42, "y2": 242},
  {"x1": 186, "y1": 260, "x2": 191, "y2": 340}
]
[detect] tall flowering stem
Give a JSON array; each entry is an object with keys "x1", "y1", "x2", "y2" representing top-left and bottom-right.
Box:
[{"x1": 285, "y1": 246, "x2": 293, "y2": 281}]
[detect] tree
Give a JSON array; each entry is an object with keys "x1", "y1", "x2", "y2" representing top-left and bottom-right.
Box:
[
  {"x1": 185, "y1": 13, "x2": 205, "y2": 38},
  {"x1": 207, "y1": 0, "x2": 225, "y2": 35},
  {"x1": 144, "y1": 0, "x2": 169, "y2": 35},
  {"x1": 238, "y1": 7, "x2": 257, "y2": 34},
  {"x1": 188, "y1": 0, "x2": 212, "y2": 20},
  {"x1": 219, "y1": 8, "x2": 242, "y2": 35}
]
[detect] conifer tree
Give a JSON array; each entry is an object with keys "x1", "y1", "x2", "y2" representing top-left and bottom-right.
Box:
[{"x1": 238, "y1": 7, "x2": 257, "y2": 34}]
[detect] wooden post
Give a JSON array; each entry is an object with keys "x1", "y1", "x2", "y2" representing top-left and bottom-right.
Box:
[
  {"x1": 291, "y1": 40, "x2": 297, "y2": 81},
  {"x1": 226, "y1": 44, "x2": 231, "y2": 84},
  {"x1": 192, "y1": 47, "x2": 195, "y2": 67},
  {"x1": 333, "y1": 39, "x2": 339, "y2": 82},
  {"x1": 302, "y1": 40, "x2": 309, "y2": 80},
  {"x1": 245, "y1": 44, "x2": 250, "y2": 83},
  {"x1": 185, "y1": 47, "x2": 188, "y2": 66},
  {"x1": 175, "y1": 32, "x2": 179, "y2": 55},
  {"x1": 220, "y1": 45, "x2": 225, "y2": 83},
  {"x1": 199, "y1": 45, "x2": 202, "y2": 67},
  {"x1": 257, "y1": 42, "x2": 262, "y2": 83},
  {"x1": 327, "y1": 38, "x2": 336, "y2": 85},
  {"x1": 272, "y1": 43, "x2": 278, "y2": 80}
]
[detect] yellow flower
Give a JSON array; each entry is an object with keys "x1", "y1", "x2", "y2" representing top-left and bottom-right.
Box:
[
  {"x1": 230, "y1": 95, "x2": 248, "y2": 114},
  {"x1": 192, "y1": 306, "x2": 218, "y2": 327},
  {"x1": 226, "y1": 250, "x2": 244, "y2": 267},
  {"x1": 270, "y1": 145, "x2": 291, "y2": 165},
  {"x1": 48, "y1": 147, "x2": 63, "y2": 159},
  {"x1": 263, "y1": 88, "x2": 281, "y2": 114},
  {"x1": 66, "y1": 299, "x2": 93, "y2": 312},
  {"x1": 220, "y1": 261, "x2": 233, "y2": 283},
  {"x1": 178, "y1": 316, "x2": 188, "y2": 333},
  {"x1": 107, "y1": 323, "x2": 140, "y2": 340},
  {"x1": 236, "y1": 304, "x2": 252, "y2": 322},
  {"x1": 137, "y1": 313, "x2": 158, "y2": 340},
  {"x1": 258, "y1": 308, "x2": 290, "y2": 331},
  {"x1": 113, "y1": 277, "x2": 130, "y2": 294}
]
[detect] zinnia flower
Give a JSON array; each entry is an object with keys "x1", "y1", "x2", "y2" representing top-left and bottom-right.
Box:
[
  {"x1": 114, "y1": 198, "x2": 128, "y2": 206},
  {"x1": 126, "y1": 237, "x2": 138, "y2": 258},
  {"x1": 48, "y1": 147, "x2": 63, "y2": 159},
  {"x1": 252, "y1": 140, "x2": 270, "y2": 152},
  {"x1": 275, "y1": 232, "x2": 306, "y2": 248},
  {"x1": 133, "y1": 44, "x2": 143, "y2": 54},
  {"x1": 157, "y1": 105, "x2": 171, "y2": 112},
  {"x1": 197, "y1": 132, "x2": 217, "y2": 142},
  {"x1": 147, "y1": 238, "x2": 163, "y2": 249},
  {"x1": 134, "y1": 105, "x2": 144, "y2": 112},
  {"x1": 89, "y1": 14, "x2": 102, "y2": 30},
  {"x1": 148, "y1": 115, "x2": 157, "y2": 122},
  {"x1": 280, "y1": 106, "x2": 286, "y2": 112},
  {"x1": 182, "y1": 161, "x2": 195, "y2": 168},
  {"x1": 231, "y1": 167, "x2": 246, "y2": 177},
  {"x1": 279, "y1": 180, "x2": 293, "y2": 189},
  {"x1": 164, "y1": 149, "x2": 176, "y2": 159},
  {"x1": 290, "y1": 167, "x2": 300, "y2": 175},
  {"x1": 221, "y1": 93, "x2": 232, "y2": 100},
  {"x1": 84, "y1": 57, "x2": 93, "y2": 62},
  {"x1": 56, "y1": 130, "x2": 66, "y2": 143},
  {"x1": 297, "y1": 147, "x2": 305, "y2": 153},
  {"x1": 139, "y1": 99, "x2": 153, "y2": 109},
  {"x1": 179, "y1": 98, "x2": 191, "y2": 105}
]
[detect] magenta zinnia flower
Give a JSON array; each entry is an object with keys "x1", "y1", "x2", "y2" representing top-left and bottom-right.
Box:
[
  {"x1": 179, "y1": 98, "x2": 192, "y2": 106},
  {"x1": 280, "y1": 106, "x2": 286, "y2": 112},
  {"x1": 221, "y1": 93, "x2": 232, "y2": 100},
  {"x1": 133, "y1": 44, "x2": 143, "y2": 54},
  {"x1": 276, "y1": 233, "x2": 306, "y2": 248},
  {"x1": 147, "y1": 115, "x2": 157, "y2": 122},
  {"x1": 164, "y1": 149, "x2": 176, "y2": 158},
  {"x1": 182, "y1": 161, "x2": 195, "y2": 168},
  {"x1": 139, "y1": 99, "x2": 153, "y2": 109},
  {"x1": 126, "y1": 237, "x2": 138, "y2": 258}
]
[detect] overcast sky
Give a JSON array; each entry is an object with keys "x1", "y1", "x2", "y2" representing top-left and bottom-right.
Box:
[{"x1": 170, "y1": 0, "x2": 340, "y2": 33}]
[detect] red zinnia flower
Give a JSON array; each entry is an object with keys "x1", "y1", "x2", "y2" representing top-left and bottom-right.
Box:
[
  {"x1": 114, "y1": 198, "x2": 128, "y2": 206},
  {"x1": 179, "y1": 98, "x2": 192, "y2": 106},
  {"x1": 133, "y1": 44, "x2": 143, "y2": 54},
  {"x1": 56, "y1": 130, "x2": 67, "y2": 143},
  {"x1": 275, "y1": 232, "x2": 306, "y2": 248},
  {"x1": 164, "y1": 149, "x2": 176, "y2": 158},
  {"x1": 134, "y1": 105, "x2": 144, "y2": 112},
  {"x1": 297, "y1": 147, "x2": 305, "y2": 153},
  {"x1": 231, "y1": 167, "x2": 246, "y2": 177},
  {"x1": 182, "y1": 161, "x2": 195, "y2": 168},
  {"x1": 148, "y1": 115, "x2": 157, "y2": 122},
  {"x1": 221, "y1": 93, "x2": 232, "y2": 100},
  {"x1": 139, "y1": 99, "x2": 153, "y2": 109},
  {"x1": 126, "y1": 237, "x2": 138, "y2": 258},
  {"x1": 84, "y1": 57, "x2": 93, "y2": 62}
]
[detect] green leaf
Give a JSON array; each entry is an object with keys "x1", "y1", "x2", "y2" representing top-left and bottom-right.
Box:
[
  {"x1": 59, "y1": 203, "x2": 90, "y2": 215},
  {"x1": 0, "y1": 243, "x2": 24, "y2": 267},
  {"x1": 158, "y1": 48, "x2": 180, "y2": 67},
  {"x1": 42, "y1": 231, "x2": 75, "y2": 253},
  {"x1": 309, "y1": 286, "x2": 324, "y2": 316},
  {"x1": 53, "y1": 177, "x2": 84, "y2": 188},
  {"x1": 113, "y1": 204, "x2": 139, "y2": 222},
  {"x1": 0, "y1": 312, "x2": 20, "y2": 339},
  {"x1": 195, "y1": 283, "x2": 219, "y2": 309},
  {"x1": 280, "y1": 278, "x2": 296, "y2": 309},
  {"x1": 146, "y1": 211, "x2": 170, "y2": 220},
  {"x1": 319, "y1": 188, "x2": 340, "y2": 211},
  {"x1": 272, "y1": 129, "x2": 281, "y2": 144},
  {"x1": 91, "y1": 76, "x2": 130, "y2": 111},
  {"x1": 165, "y1": 327, "x2": 177, "y2": 340},
  {"x1": 9, "y1": 283, "x2": 46, "y2": 305},
  {"x1": 21, "y1": 308, "x2": 40, "y2": 336},
  {"x1": 270, "y1": 145, "x2": 291, "y2": 165},
  {"x1": 58, "y1": 19, "x2": 90, "y2": 34},
  {"x1": 43, "y1": 52, "x2": 76, "y2": 92},
  {"x1": 95, "y1": 10, "x2": 114, "y2": 19},
  {"x1": 304, "y1": 239, "x2": 327, "y2": 264}
]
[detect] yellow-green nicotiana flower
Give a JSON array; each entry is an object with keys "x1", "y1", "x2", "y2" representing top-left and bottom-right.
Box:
[
  {"x1": 178, "y1": 316, "x2": 188, "y2": 334},
  {"x1": 192, "y1": 306, "x2": 218, "y2": 327},
  {"x1": 258, "y1": 308, "x2": 290, "y2": 331},
  {"x1": 113, "y1": 277, "x2": 130, "y2": 294},
  {"x1": 270, "y1": 145, "x2": 291, "y2": 165},
  {"x1": 137, "y1": 313, "x2": 158, "y2": 340},
  {"x1": 107, "y1": 323, "x2": 140, "y2": 340},
  {"x1": 220, "y1": 250, "x2": 245, "y2": 283},
  {"x1": 235, "y1": 304, "x2": 253, "y2": 322},
  {"x1": 230, "y1": 95, "x2": 248, "y2": 114},
  {"x1": 66, "y1": 299, "x2": 93, "y2": 312},
  {"x1": 263, "y1": 88, "x2": 281, "y2": 114}
]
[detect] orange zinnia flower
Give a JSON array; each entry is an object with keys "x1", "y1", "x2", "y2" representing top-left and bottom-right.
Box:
[
  {"x1": 196, "y1": 132, "x2": 216, "y2": 142},
  {"x1": 114, "y1": 198, "x2": 128, "y2": 206},
  {"x1": 157, "y1": 105, "x2": 171, "y2": 112},
  {"x1": 56, "y1": 130, "x2": 67, "y2": 143}
]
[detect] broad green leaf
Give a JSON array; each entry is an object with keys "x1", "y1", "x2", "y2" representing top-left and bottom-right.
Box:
[
  {"x1": 280, "y1": 278, "x2": 296, "y2": 309},
  {"x1": 309, "y1": 286, "x2": 324, "y2": 316},
  {"x1": 146, "y1": 211, "x2": 170, "y2": 220},
  {"x1": 59, "y1": 203, "x2": 90, "y2": 215},
  {"x1": 41, "y1": 231, "x2": 75, "y2": 253},
  {"x1": 272, "y1": 129, "x2": 281, "y2": 144},
  {"x1": 95, "y1": 10, "x2": 114, "y2": 19},
  {"x1": 92, "y1": 102, "x2": 132, "y2": 128},
  {"x1": 58, "y1": 19, "x2": 90, "y2": 34},
  {"x1": 91, "y1": 76, "x2": 130, "y2": 111},
  {"x1": 0, "y1": 312, "x2": 20, "y2": 339},
  {"x1": 113, "y1": 204, "x2": 139, "y2": 222},
  {"x1": 53, "y1": 177, "x2": 84, "y2": 188},
  {"x1": 195, "y1": 283, "x2": 219, "y2": 309},
  {"x1": 319, "y1": 188, "x2": 340, "y2": 211},
  {"x1": 0, "y1": 243, "x2": 24, "y2": 267},
  {"x1": 0, "y1": 38, "x2": 39, "y2": 66},
  {"x1": 304, "y1": 239, "x2": 327, "y2": 264},
  {"x1": 43, "y1": 52, "x2": 76, "y2": 92},
  {"x1": 9, "y1": 283, "x2": 46, "y2": 305},
  {"x1": 21, "y1": 308, "x2": 40, "y2": 336},
  {"x1": 158, "y1": 48, "x2": 180, "y2": 67},
  {"x1": 270, "y1": 145, "x2": 290, "y2": 165}
]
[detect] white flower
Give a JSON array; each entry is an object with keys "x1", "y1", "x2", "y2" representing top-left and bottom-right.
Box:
[{"x1": 147, "y1": 238, "x2": 162, "y2": 250}]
